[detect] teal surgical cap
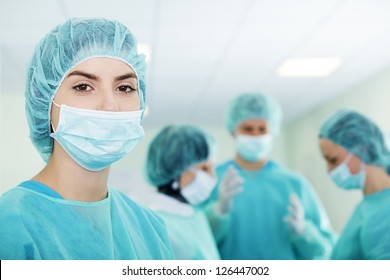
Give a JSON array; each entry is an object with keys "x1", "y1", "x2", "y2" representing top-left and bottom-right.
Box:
[
  {"x1": 25, "y1": 17, "x2": 147, "y2": 161},
  {"x1": 319, "y1": 109, "x2": 390, "y2": 174},
  {"x1": 146, "y1": 125, "x2": 215, "y2": 187},
  {"x1": 226, "y1": 93, "x2": 282, "y2": 135}
]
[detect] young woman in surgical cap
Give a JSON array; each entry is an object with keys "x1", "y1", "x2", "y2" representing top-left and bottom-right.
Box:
[
  {"x1": 0, "y1": 18, "x2": 173, "y2": 260},
  {"x1": 319, "y1": 109, "x2": 390, "y2": 259}
]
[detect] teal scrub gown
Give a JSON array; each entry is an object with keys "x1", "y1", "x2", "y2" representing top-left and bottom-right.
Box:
[
  {"x1": 332, "y1": 188, "x2": 390, "y2": 260},
  {"x1": 207, "y1": 160, "x2": 337, "y2": 260},
  {"x1": 0, "y1": 180, "x2": 174, "y2": 260},
  {"x1": 147, "y1": 192, "x2": 220, "y2": 260}
]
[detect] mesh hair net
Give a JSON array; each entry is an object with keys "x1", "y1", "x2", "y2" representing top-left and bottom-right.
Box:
[
  {"x1": 146, "y1": 125, "x2": 215, "y2": 187},
  {"x1": 25, "y1": 17, "x2": 147, "y2": 161},
  {"x1": 226, "y1": 93, "x2": 282, "y2": 135},
  {"x1": 319, "y1": 109, "x2": 390, "y2": 173}
]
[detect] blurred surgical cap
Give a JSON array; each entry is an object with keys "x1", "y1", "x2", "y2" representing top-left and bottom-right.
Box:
[
  {"x1": 25, "y1": 17, "x2": 147, "y2": 161},
  {"x1": 226, "y1": 93, "x2": 282, "y2": 135},
  {"x1": 319, "y1": 109, "x2": 390, "y2": 173},
  {"x1": 146, "y1": 125, "x2": 215, "y2": 187}
]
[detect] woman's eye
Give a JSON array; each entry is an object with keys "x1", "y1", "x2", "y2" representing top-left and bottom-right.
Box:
[
  {"x1": 73, "y1": 84, "x2": 92, "y2": 92},
  {"x1": 118, "y1": 85, "x2": 137, "y2": 94}
]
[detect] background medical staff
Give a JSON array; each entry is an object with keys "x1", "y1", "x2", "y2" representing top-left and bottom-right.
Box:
[
  {"x1": 208, "y1": 92, "x2": 337, "y2": 260},
  {"x1": 319, "y1": 109, "x2": 390, "y2": 259},
  {"x1": 144, "y1": 125, "x2": 221, "y2": 259}
]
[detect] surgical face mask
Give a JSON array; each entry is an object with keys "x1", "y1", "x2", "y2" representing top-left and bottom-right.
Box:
[
  {"x1": 181, "y1": 169, "x2": 217, "y2": 206},
  {"x1": 50, "y1": 102, "x2": 144, "y2": 171},
  {"x1": 236, "y1": 134, "x2": 273, "y2": 162},
  {"x1": 329, "y1": 153, "x2": 366, "y2": 190}
]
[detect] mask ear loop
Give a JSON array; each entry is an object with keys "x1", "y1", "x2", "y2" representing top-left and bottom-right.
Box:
[
  {"x1": 344, "y1": 153, "x2": 353, "y2": 164},
  {"x1": 345, "y1": 153, "x2": 366, "y2": 175},
  {"x1": 189, "y1": 167, "x2": 198, "y2": 174},
  {"x1": 358, "y1": 156, "x2": 366, "y2": 174},
  {"x1": 176, "y1": 167, "x2": 198, "y2": 191},
  {"x1": 52, "y1": 100, "x2": 61, "y2": 108},
  {"x1": 50, "y1": 100, "x2": 62, "y2": 133}
]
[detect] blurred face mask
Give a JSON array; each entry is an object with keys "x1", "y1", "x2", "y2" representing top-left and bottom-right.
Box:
[
  {"x1": 236, "y1": 134, "x2": 273, "y2": 162},
  {"x1": 329, "y1": 153, "x2": 366, "y2": 190},
  {"x1": 50, "y1": 102, "x2": 144, "y2": 171},
  {"x1": 181, "y1": 169, "x2": 217, "y2": 206}
]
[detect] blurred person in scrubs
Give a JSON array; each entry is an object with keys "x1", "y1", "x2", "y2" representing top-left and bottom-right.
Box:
[
  {"x1": 319, "y1": 109, "x2": 390, "y2": 259},
  {"x1": 207, "y1": 92, "x2": 336, "y2": 260},
  {"x1": 145, "y1": 125, "x2": 227, "y2": 259},
  {"x1": 0, "y1": 18, "x2": 173, "y2": 260}
]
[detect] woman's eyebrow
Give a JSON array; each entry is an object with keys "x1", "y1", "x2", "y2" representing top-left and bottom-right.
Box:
[
  {"x1": 114, "y1": 73, "x2": 137, "y2": 81},
  {"x1": 67, "y1": 70, "x2": 99, "y2": 80},
  {"x1": 66, "y1": 71, "x2": 137, "y2": 81}
]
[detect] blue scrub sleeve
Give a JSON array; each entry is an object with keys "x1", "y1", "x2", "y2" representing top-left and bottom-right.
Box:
[
  {"x1": 291, "y1": 220, "x2": 333, "y2": 259},
  {"x1": 204, "y1": 203, "x2": 231, "y2": 243},
  {"x1": 291, "y1": 176, "x2": 338, "y2": 259}
]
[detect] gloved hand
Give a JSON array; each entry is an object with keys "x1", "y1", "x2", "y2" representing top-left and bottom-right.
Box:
[
  {"x1": 214, "y1": 165, "x2": 244, "y2": 215},
  {"x1": 284, "y1": 193, "x2": 306, "y2": 235}
]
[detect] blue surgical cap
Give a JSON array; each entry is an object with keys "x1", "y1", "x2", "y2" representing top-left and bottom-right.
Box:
[
  {"x1": 146, "y1": 125, "x2": 215, "y2": 187},
  {"x1": 226, "y1": 93, "x2": 283, "y2": 135},
  {"x1": 25, "y1": 17, "x2": 147, "y2": 161},
  {"x1": 319, "y1": 109, "x2": 390, "y2": 173}
]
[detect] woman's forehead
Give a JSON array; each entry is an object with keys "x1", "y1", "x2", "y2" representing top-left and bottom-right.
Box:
[
  {"x1": 319, "y1": 138, "x2": 346, "y2": 155},
  {"x1": 70, "y1": 57, "x2": 137, "y2": 75},
  {"x1": 239, "y1": 119, "x2": 268, "y2": 126}
]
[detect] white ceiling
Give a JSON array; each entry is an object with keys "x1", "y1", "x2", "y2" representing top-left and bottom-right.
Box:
[{"x1": 1, "y1": 0, "x2": 390, "y2": 127}]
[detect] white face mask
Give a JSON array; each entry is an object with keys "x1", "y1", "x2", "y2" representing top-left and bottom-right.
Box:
[
  {"x1": 236, "y1": 134, "x2": 273, "y2": 162},
  {"x1": 181, "y1": 169, "x2": 217, "y2": 206},
  {"x1": 50, "y1": 102, "x2": 144, "y2": 171},
  {"x1": 329, "y1": 153, "x2": 366, "y2": 190}
]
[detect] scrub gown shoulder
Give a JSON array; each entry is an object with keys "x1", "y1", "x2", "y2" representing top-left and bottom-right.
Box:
[
  {"x1": 0, "y1": 180, "x2": 174, "y2": 260},
  {"x1": 332, "y1": 188, "x2": 390, "y2": 260},
  {"x1": 147, "y1": 192, "x2": 220, "y2": 260}
]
